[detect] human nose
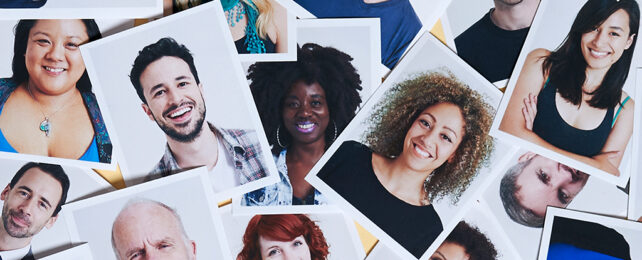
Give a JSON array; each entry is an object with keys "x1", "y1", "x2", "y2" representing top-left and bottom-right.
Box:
[
  {"x1": 45, "y1": 42, "x2": 65, "y2": 62},
  {"x1": 166, "y1": 88, "x2": 183, "y2": 104},
  {"x1": 295, "y1": 102, "x2": 312, "y2": 118},
  {"x1": 18, "y1": 197, "x2": 36, "y2": 216},
  {"x1": 420, "y1": 129, "x2": 439, "y2": 151},
  {"x1": 592, "y1": 30, "x2": 608, "y2": 47}
]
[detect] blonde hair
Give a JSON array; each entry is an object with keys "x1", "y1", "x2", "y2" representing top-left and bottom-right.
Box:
[{"x1": 244, "y1": 0, "x2": 273, "y2": 39}]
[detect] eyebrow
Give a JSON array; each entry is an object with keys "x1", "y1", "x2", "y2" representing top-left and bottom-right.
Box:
[
  {"x1": 17, "y1": 186, "x2": 52, "y2": 208},
  {"x1": 32, "y1": 31, "x2": 85, "y2": 40},
  {"x1": 609, "y1": 26, "x2": 625, "y2": 32},
  {"x1": 148, "y1": 75, "x2": 193, "y2": 95},
  {"x1": 125, "y1": 247, "x2": 144, "y2": 258},
  {"x1": 435, "y1": 251, "x2": 447, "y2": 260},
  {"x1": 422, "y1": 112, "x2": 459, "y2": 138}
]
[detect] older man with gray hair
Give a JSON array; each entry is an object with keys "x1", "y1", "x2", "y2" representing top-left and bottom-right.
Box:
[{"x1": 111, "y1": 199, "x2": 196, "y2": 260}]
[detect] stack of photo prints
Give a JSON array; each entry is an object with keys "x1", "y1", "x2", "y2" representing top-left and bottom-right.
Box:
[{"x1": 1, "y1": 0, "x2": 642, "y2": 259}]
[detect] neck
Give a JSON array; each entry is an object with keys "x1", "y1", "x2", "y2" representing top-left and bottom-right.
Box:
[
  {"x1": 166, "y1": 123, "x2": 219, "y2": 170},
  {"x1": 286, "y1": 139, "x2": 326, "y2": 164},
  {"x1": 491, "y1": 0, "x2": 539, "y2": 30},
  {"x1": 25, "y1": 80, "x2": 81, "y2": 114},
  {"x1": 377, "y1": 155, "x2": 434, "y2": 205},
  {"x1": 583, "y1": 67, "x2": 610, "y2": 93},
  {"x1": 0, "y1": 229, "x2": 31, "y2": 251}
]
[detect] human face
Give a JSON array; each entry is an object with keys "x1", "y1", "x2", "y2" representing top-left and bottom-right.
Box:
[
  {"x1": 25, "y1": 20, "x2": 89, "y2": 95},
  {"x1": 281, "y1": 81, "x2": 330, "y2": 147},
  {"x1": 580, "y1": 9, "x2": 635, "y2": 72},
  {"x1": 430, "y1": 242, "x2": 470, "y2": 260},
  {"x1": 0, "y1": 168, "x2": 62, "y2": 239},
  {"x1": 112, "y1": 203, "x2": 196, "y2": 260},
  {"x1": 400, "y1": 102, "x2": 465, "y2": 173},
  {"x1": 515, "y1": 152, "x2": 589, "y2": 216},
  {"x1": 140, "y1": 56, "x2": 206, "y2": 143},
  {"x1": 494, "y1": 0, "x2": 523, "y2": 6},
  {"x1": 259, "y1": 235, "x2": 311, "y2": 260}
]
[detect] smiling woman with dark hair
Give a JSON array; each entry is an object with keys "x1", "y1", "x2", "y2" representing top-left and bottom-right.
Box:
[
  {"x1": 0, "y1": 19, "x2": 112, "y2": 163},
  {"x1": 500, "y1": 0, "x2": 639, "y2": 176},
  {"x1": 242, "y1": 43, "x2": 362, "y2": 206},
  {"x1": 317, "y1": 71, "x2": 494, "y2": 257}
]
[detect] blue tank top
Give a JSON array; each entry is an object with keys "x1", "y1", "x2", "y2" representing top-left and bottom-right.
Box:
[
  {"x1": 0, "y1": 103, "x2": 99, "y2": 162},
  {"x1": 531, "y1": 80, "x2": 613, "y2": 157}
]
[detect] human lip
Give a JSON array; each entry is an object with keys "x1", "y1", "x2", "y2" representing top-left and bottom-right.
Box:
[
  {"x1": 164, "y1": 103, "x2": 194, "y2": 123},
  {"x1": 42, "y1": 65, "x2": 66, "y2": 75},
  {"x1": 412, "y1": 142, "x2": 433, "y2": 159},
  {"x1": 295, "y1": 121, "x2": 317, "y2": 133},
  {"x1": 10, "y1": 212, "x2": 29, "y2": 228}
]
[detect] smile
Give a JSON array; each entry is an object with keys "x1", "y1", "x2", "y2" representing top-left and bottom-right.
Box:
[
  {"x1": 413, "y1": 143, "x2": 433, "y2": 159},
  {"x1": 169, "y1": 106, "x2": 192, "y2": 118},
  {"x1": 295, "y1": 121, "x2": 317, "y2": 133},
  {"x1": 589, "y1": 48, "x2": 610, "y2": 58},
  {"x1": 43, "y1": 66, "x2": 66, "y2": 75}
]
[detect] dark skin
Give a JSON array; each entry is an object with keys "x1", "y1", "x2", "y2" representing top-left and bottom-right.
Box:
[{"x1": 281, "y1": 81, "x2": 330, "y2": 200}]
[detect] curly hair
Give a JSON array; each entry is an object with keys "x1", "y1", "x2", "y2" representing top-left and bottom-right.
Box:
[
  {"x1": 365, "y1": 71, "x2": 494, "y2": 203},
  {"x1": 443, "y1": 221, "x2": 498, "y2": 260},
  {"x1": 247, "y1": 43, "x2": 362, "y2": 154},
  {"x1": 237, "y1": 214, "x2": 330, "y2": 260}
]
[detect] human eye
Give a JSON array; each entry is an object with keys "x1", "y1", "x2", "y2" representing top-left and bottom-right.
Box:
[
  {"x1": 66, "y1": 41, "x2": 80, "y2": 50},
  {"x1": 153, "y1": 89, "x2": 166, "y2": 98},
  {"x1": 609, "y1": 31, "x2": 621, "y2": 37},
  {"x1": 537, "y1": 169, "x2": 550, "y2": 184},
  {"x1": 177, "y1": 81, "x2": 189, "y2": 87},
  {"x1": 311, "y1": 99, "x2": 322, "y2": 107},
  {"x1": 18, "y1": 190, "x2": 29, "y2": 198},
  {"x1": 293, "y1": 240, "x2": 303, "y2": 246},
  {"x1": 558, "y1": 189, "x2": 570, "y2": 204},
  {"x1": 38, "y1": 201, "x2": 49, "y2": 210},
  {"x1": 286, "y1": 101, "x2": 300, "y2": 108},
  {"x1": 34, "y1": 38, "x2": 50, "y2": 45},
  {"x1": 129, "y1": 251, "x2": 143, "y2": 260},
  {"x1": 267, "y1": 248, "x2": 282, "y2": 257},
  {"x1": 419, "y1": 119, "x2": 431, "y2": 128},
  {"x1": 441, "y1": 133, "x2": 453, "y2": 143}
]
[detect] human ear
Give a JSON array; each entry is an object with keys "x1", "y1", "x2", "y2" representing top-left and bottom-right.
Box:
[
  {"x1": 141, "y1": 103, "x2": 155, "y2": 121},
  {"x1": 625, "y1": 34, "x2": 636, "y2": 50},
  {"x1": 518, "y1": 152, "x2": 536, "y2": 162},
  {"x1": 44, "y1": 215, "x2": 58, "y2": 229},
  {"x1": 0, "y1": 185, "x2": 11, "y2": 201}
]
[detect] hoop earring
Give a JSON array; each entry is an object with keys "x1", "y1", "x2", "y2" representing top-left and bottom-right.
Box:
[
  {"x1": 331, "y1": 120, "x2": 338, "y2": 142},
  {"x1": 276, "y1": 125, "x2": 286, "y2": 148}
]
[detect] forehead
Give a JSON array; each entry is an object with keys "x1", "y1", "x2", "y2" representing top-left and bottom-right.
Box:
[
  {"x1": 30, "y1": 19, "x2": 89, "y2": 39},
  {"x1": 258, "y1": 235, "x2": 304, "y2": 249},
  {"x1": 286, "y1": 81, "x2": 326, "y2": 97},
  {"x1": 420, "y1": 102, "x2": 464, "y2": 126},
  {"x1": 139, "y1": 56, "x2": 194, "y2": 89},
  {"x1": 12, "y1": 168, "x2": 63, "y2": 204},
  {"x1": 436, "y1": 242, "x2": 469, "y2": 260},
  {"x1": 114, "y1": 204, "x2": 184, "y2": 245},
  {"x1": 599, "y1": 9, "x2": 632, "y2": 31}
]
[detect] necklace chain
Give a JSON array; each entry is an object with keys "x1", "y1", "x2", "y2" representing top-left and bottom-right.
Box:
[{"x1": 26, "y1": 82, "x2": 78, "y2": 137}]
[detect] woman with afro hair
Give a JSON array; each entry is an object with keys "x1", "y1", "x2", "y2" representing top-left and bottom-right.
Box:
[
  {"x1": 430, "y1": 221, "x2": 498, "y2": 260},
  {"x1": 242, "y1": 43, "x2": 362, "y2": 206},
  {"x1": 317, "y1": 71, "x2": 494, "y2": 258},
  {"x1": 237, "y1": 214, "x2": 330, "y2": 260}
]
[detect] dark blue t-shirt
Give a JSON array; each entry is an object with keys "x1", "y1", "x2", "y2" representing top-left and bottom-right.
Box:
[
  {"x1": 294, "y1": 0, "x2": 422, "y2": 69},
  {"x1": 0, "y1": 0, "x2": 47, "y2": 8}
]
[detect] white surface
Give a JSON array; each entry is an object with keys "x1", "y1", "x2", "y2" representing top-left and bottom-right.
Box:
[
  {"x1": 490, "y1": 0, "x2": 640, "y2": 187},
  {"x1": 305, "y1": 31, "x2": 515, "y2": 260},
  {"x1": 538, "y1": 208, "x2": 642, "y2": 260},
  {"x1": 0, "y1": 0, "x2": 162, "y2": 19},
  {"x1": 63, "y1": 167, "x2": 232, "y2": 260},
  {"x1": 221, "y1": 205, "x2": 365, "y2": 260},
  {"x1": 483, "y1": 149, "x2": 628, "y2": 260},
  {"x1": 80, "y1": 2, "x2": 279, "y2": 200},
  {"x1": 39, "y1": 243, "x2": 93, "y2": 260},
  {"x1": 629, "y1": 68, "x2": 642, "y2": 220},
  {"x1": 0, "y1": 158, "x2": 114, "y2": 259}
]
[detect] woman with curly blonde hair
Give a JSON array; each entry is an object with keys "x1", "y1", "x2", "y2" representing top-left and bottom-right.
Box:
[
  {"x1": 317, "y1": 71, "x2": 494, "y2": 258},
  {"x1": 169, "y1": 0, "x2": 286, "y2": 53}
]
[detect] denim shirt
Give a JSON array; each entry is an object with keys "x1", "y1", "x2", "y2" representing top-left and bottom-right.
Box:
[{"x1": 242, "y1": 148, "x2": 327, "y2": 206}]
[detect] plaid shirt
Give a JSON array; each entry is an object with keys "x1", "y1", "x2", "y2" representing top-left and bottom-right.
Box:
[
  {"x1": 241, "y1": 148, "x2": 327, "y2": 206},
  {"x1": 146, "y1": 123, "x2": 267, "y2": 184}
]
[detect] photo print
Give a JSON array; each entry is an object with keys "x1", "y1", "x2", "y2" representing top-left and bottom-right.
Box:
[
  {"x1": 491, "y1": 0, "x2": 641, "y2": 187},
  {"x1": 79, "y1": 2, "x2": 280, "y2": 200},
  {"x1": 63, "y1": 167, "x2": 231, "y2": 260},
  {"x1": 221, "y1": 205, "x2": 365, "y2": 260},
  {"x1": 0, "y1": 157, "x2": 114, "y2": 259},
  {"x1": 538, "y1": 207, "x2": 642, "y2": 260},
  {"x1": 0, "y1": 0, "x2": 163, "y2": 19},
  {"x1": 237, "y1": 17, "x2": 381, "y2": 208},
  {"x1": 442, "y1": 0, "x2": 540, "y2": 88},
  {"x1": 0, "y1": 19, "x2": 135, "y2": 170},
  {"x1": 39, "y1": 243, "x2": 93, "y2": 260},
  {"x1": 483, "y1": 148, "x2": 628, "y2": 259},
  {"x1": 305, "y1": 31, "x2": 513, "y2": 259},
  {"x1": 167, "y1": 0, "x2": 297, "y2": 62}
]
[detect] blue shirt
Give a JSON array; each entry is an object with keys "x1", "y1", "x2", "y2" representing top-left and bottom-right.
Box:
[
  {"x1": 548, "y1": 243, "x2": 624, "y2": 260},
  {"x1": 294, "y1": 0, "x2": 422, "y2": 69},
  {"x1": 242, "y1": 148, "x2": 328, "y2": 206}
]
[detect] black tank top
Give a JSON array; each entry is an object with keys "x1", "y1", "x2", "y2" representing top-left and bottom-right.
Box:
[
  {"x1": 532, "y1": 80, "x2": 613, "y2": 157},
  {"x1": 234, "y1": 35, "x2": 276, "y2": 54}
]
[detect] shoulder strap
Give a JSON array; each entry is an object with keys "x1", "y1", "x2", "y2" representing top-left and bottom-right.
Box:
[{"x1": 612, "y1": 96, "x2": 631, "y2": 127}]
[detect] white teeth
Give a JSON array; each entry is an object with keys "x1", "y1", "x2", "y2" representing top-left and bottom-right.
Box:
[
  {"x1": 414, "y1": 145, "x2": 430, "y2": 158},
  {"x1": 170, "y1": 107, "x2": 192, "y2": 118},
  {"x1": 44, "y1": 66, "x2": 64, "y2": 73},
  {"x1": 297, "y1": 123, "x2": 314, "y2": 129},
  {"x1": 590, "y1": 49, "x2": 608, "y2": 57}
]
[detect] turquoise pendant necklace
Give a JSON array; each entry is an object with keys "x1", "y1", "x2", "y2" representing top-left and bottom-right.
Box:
[{"x1": 27, "y1": 83, "x2": 76, "y2": 137}]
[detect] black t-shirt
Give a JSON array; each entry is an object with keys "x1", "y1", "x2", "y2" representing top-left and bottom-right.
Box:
[
  {"x1": 455, "y1": 9, "x2": 529, "y2": 83},
  {"x1": 318, "y1": 141, "x2": 443, "y2": 258}
]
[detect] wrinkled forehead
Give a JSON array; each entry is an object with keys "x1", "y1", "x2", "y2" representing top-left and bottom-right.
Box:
[{"x1": 113, "y1": 203, "x2": 186, "y2": 247}]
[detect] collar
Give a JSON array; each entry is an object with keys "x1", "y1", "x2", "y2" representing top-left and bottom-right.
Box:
[
  {"x1": 160, "y1": 122, "x2": 247, "y2": 169},
  {"x1": 0, "y1": 243, "x2": 31, "y2": 260}
]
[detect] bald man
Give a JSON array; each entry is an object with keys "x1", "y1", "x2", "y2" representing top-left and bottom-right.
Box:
[{"x1": 111, "y1": 200, "x2": 196, "y2": 260}]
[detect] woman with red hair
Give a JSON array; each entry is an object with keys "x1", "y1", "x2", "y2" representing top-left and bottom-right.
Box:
[{"x1": 237, "y1": 214, "x2": 330, "y2": 260}]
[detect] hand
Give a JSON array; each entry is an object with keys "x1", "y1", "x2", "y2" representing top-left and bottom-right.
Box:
[
  {"x1": 521, "y1": 93, "x2": 538, "y2": 130},
  {"x1": 592, "y1": 151, "x2": 621, "y2": 176}
]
